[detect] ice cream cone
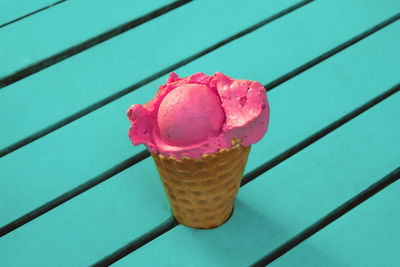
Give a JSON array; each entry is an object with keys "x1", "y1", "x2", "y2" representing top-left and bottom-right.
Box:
[
  {"x1": 151, "y1": 139, "x2": 251, "y2": 229},
  {"x1": 128, "y1": 72, "x2": 269, "y2": 228}
]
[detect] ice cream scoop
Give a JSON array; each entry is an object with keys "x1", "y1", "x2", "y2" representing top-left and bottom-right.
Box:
[
  {"x1": 157, "y1": 83, "x2": 225, "y2": 146},
  {"x1": 127, "y1": 72, "x2": 270, "y2": 159}
]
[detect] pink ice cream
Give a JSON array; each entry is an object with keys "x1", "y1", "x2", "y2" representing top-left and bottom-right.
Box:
[
  {"x1": 157, "y1": 84, "x2": 225, "y2": 146},
  {"x1": 127, "y1": 72, "x2": 270, "y2": 159}
]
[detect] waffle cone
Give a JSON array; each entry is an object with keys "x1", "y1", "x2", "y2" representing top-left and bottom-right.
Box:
[{"x1": 151, "y1": 140, "x2": 251, "y2": 229}]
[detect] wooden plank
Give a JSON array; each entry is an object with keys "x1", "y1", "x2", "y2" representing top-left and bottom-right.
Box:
[
  {"x1": 0, "y1": 159, "x2": 172, "y2": 267},
  {"x1": 112, "y1": 84, "x2": 400, "y2": 266},
  {"x1": 0, "y1": 0, "x2": 300, "y2": 153},
  {"x1": 2, "y1": 0, "x2": 399, "y2": 154},
  {"x1": 269, "y1": 180, "x2": 400, "y2": 267},
  {"x1": 1, "y1": 11, "x2": 399, "y2": 267},
  {"x1": 1, "y1": 0, "x2": 398, "y2": 234},
  {"x1": 0, "y1": 0, "x2": 62, "y2": 27},
  {"x1": 250, "y1": 167, "x2": 400, "y2": 266},
  {"x1": 0, "y1": 0, "x2": 302, "y2": 226},
  {"x1": 0, "y1": 0, "x2": 180, "y2": 81}
]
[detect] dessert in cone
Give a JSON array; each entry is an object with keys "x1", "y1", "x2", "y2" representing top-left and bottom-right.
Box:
[
  {"x1": 152, "y1": 139, "x2": 250, "y2": 228},
  {"x1": 127, "y1": 72, "x2": 270, "y2": 229}
]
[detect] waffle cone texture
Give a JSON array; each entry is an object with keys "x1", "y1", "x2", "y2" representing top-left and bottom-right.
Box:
[{"x1": 151, "y1": 141, "x2": 251, "y2": 229}]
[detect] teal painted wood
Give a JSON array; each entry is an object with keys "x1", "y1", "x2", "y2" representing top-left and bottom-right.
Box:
[
  {"x1": 0, "y1": 0, "x2": 175, "y2": 79},
  {"x1": 1, "y1": 0, "x2": 399, "y2": 228},
  {"x1": 2, "y1": 0, "x2": 399, "y2": 153},
  {"x1": 1, "y1": 16, "x2": 400, "y2": 267},
  {"x1": 113, "y1": 87, "x2": 400, "y2": 266},
  {"x1": 270, "y1": 180, "x2": 400, "y2": 267},
  {"x1": 0, "y1": 0, "x2": 61, "y2": 27},
  {"x1": 0, "y1": 0, "x2": 398, "y2": 233},
  {"x1": 0, "y1": 159, "x2": 172, "y2": 266},
  {"x1": 0, "y1": 0, "x2": 300, "y2": 226},
  {"x1": 0, "y1": 0, "x2": 300, "y2": 152}
]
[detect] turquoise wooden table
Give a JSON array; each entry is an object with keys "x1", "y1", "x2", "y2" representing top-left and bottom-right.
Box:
[{"x1": 1, "y1": 0, "x2": 399, "y2": 266}]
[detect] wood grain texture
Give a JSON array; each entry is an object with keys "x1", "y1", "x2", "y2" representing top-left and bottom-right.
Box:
[
  {"x1": 0, "y1": 0, "x2": 300, "y2": 154},
  {"x1": 0, "y1": 0, "x2": 176, "y2": 81},
  {"x1": 0, "y1": 0, "x2": 62, "y2": 27},
  {"x1": 0, "y1": 158, "x2": 173, "y2": 266},
  {"x1": 1, "y1": 10, "x2": 399, "y2": 267},
  {"x1": 0, "y1": 0, "x2": 301, "y2": 227},
  {"x1": 251, "y1": 166, "x2": 400, "y2": 266},
  {"x1": 269, "y1": 179, "x2": 400, "y2": 267}
]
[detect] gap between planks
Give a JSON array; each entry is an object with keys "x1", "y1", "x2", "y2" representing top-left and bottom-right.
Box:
[
  {"x1": 2, "y1": 7, "x2": 399, "y2": 159},
  {"x1": 0, "y1": 0, "x2": 192, "y2": 88},
  {"x1": 0, "y1": 150, "x2": 150, "y2": 237},
  {"x1": 250, "y1": 167, "x2": 400, "y2": 266},
  {"x1": 0, "y1": 0, "x2": 316, "y2": 237},
  {"x1": 0, "y1": 8, "x2": 398, "y2": 238},
  {"x1": 0, "y1": 0, "x2": 314, "y2": 158},
  {"x1": 0, "y1": 0, "x2": 67, "y2": 29},
  {"x1": 91, "y1": 85, "x2": 400, "y2": 266}
]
